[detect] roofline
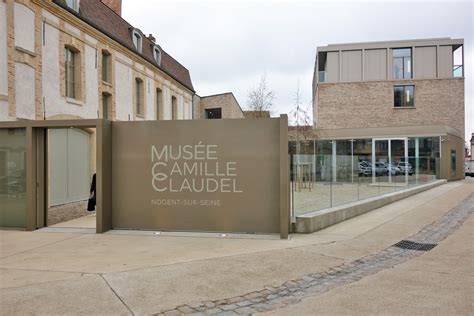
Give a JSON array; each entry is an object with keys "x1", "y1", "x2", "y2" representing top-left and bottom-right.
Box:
[
  {"x1": 200, "y1": 92, "x2": 235, "y2": 98},
  {"x1": 52, "y1": 0, "x2": 195, "y2": 93},
  {"x1": 317, "y1": 37, "x2": 464, "y2": 52}
]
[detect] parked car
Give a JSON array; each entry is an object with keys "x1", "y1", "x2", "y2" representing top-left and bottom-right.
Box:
[
  {"x1": 358, "y1": 162, "x2": 371, "y2": 176},
  {"x1": 396, "y1": 162, "x2": 413, "y2": 175},
  {"x1": 385, "y1": 163, "x2": 401, "y2": 175},
  {"x1": 465, "y1": 160, "x2": 474, "y2": 177},
  {"x1": 374, "y1": 162, "x2": 388, "y2": 176}
]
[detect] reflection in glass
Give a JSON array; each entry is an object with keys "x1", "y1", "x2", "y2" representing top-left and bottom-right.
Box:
[
  {"x1": 0, "y1": 128, "x2": 27, "y2": 228},
  {"x1": 393, "y1": 48, "x2": 412, "y2": 79}
]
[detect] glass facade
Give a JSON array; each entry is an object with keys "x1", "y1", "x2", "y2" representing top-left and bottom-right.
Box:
[
  {"x1": 0, "y1": 129, "x2": 27, "y2": 228},
  {"x1": 290, "y1": 136, "x2": 440, "y2": 216}
]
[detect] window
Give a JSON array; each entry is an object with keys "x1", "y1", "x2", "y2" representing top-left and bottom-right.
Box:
[
  {"x1": 102, "y1": 51, "x2": 111, "y2": 83},
  {"x1": 171, "y1": 96, "x2": 178, "y2": 120},
  {"x1": 393, "y1": 48, "x2": 412, "y2": 79},
  {"x1": 65, "y1": 0, "x2": 79, "y2": 11},
  {"x1": 453, "y1": 45, "x2": 463, "y2": 77},
  {"x1": 318, "y1": 52, "x2": 327, "y2": 82},
  {"x1": 65, "y1": 46, "x2": 79, "y2": 99},
  {"x1": 451, "y1": 150, "x2": 456, "y2": 175},
  {"x1": 394, "y1": 85, "x2": 414, "y2": 108},
  {"x1": 102, "y1": 93, "x2": 110, "y2": 119},
  {"x1": 132, "y1": 30, "x2": 142, "y2": 53},
  {"x1": 153, "y1": 46, "x2": 161, "y2": 65},
  {"x1": 135, "y1": 78, "x2": 144, "y2": 116},
  {"x1": 156, "y1": 88, "x2": 163, "y2": 120},
  {"x1": 205, "y1": 108, "x2": 222, "y2": 119}
]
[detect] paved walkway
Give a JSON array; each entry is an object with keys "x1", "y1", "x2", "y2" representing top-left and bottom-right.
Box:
[{"x1": 0, "y1": 178, "x2": 473, "y2": 315}]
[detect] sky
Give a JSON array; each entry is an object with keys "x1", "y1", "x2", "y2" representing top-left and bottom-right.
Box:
[{"x1": 122, "y1": 0, "x2": 473, "y2": 142}]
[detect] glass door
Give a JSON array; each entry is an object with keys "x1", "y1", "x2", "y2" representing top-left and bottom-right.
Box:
[{"x1": 372, "y1": 138, "x2": 408, "y2": 185}]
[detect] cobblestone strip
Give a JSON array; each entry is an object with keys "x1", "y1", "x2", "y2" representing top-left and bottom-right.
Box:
[{"x1": 156, "y1": 194, "x2": 474, "y2": 316}]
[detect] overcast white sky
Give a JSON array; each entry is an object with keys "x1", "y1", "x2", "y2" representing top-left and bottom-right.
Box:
[{"x1": 123, "y1": 0, "x2": 473, "y2": 142}]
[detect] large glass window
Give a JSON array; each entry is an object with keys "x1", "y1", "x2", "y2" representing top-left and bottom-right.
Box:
[
  {"x1": 393, "y1": 48, "x2": 412, "y2": 79},
  {"x1": 394, "y1": 85, "x2": 414, "y2": 107},
  {"x1": 0, "y1": 129, "x2": 27, "y2": 228}
]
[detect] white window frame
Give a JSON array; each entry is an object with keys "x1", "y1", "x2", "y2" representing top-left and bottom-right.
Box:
[
  {"x1": 65, "y1": 0, "x2": 79, "y2": 11},
  {"x1": 153, "y1": 46, "x2": 162, "y2": 65},
  {"x1": 132, "y1": 29, "x2": 142, "y2": 53}
]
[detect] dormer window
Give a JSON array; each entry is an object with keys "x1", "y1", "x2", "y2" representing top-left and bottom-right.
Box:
[
  {"x1": 153, "y1": 46, "x2": 161, "y2": 65},
  {"x1": 132, "y1": 29, "x2": 142, "y2": 53},
  {"x1": 65, "y1": 0, "x2": 80, "y2": 12}
]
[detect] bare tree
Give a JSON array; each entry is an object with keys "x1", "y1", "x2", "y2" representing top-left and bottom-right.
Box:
[
  {"x1": 290, "y1": 81, "x2": 312, "y2": 141},
  {"x1": 247, "y1": 73, "x2": 275, "y2": 117}
]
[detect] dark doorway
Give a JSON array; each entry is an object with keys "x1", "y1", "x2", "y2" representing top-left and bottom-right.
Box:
[{"x1": 205, "y1": 108, "x2": 222, "y2": 119}]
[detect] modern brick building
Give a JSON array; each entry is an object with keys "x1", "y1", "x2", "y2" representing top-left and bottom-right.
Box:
[{"x1": 302, "y1": 38, "x2": 465, "y2": 181}]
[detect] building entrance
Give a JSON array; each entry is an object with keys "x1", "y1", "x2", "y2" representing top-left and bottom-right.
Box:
[{"x1": 372, "y1": 138, "x2": 408, "y2": 184}]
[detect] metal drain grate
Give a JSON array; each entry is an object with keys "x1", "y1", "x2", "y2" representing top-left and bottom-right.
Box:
[{"x1": 393, "y1": 240, "x2": 437, "y2": 251}]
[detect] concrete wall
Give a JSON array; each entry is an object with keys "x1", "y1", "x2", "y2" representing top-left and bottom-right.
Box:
[
  {"x1": 315, "y1": 78, "x2": 464, "y2": 136},
  {"x1": 196, "y1": 93, "x2": 245, "y2": 119},
  {"x1": 414, "y1": 46, "x2": 437, "y2": 79},
  {"x1": 440, "y1": 133, "x2": 465, "y2": 181},
  {"x1": 364, "y1": 49, "x2": 386, "y2": 81}
]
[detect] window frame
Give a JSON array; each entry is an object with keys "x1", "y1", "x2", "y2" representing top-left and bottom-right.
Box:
[
  {"x1": 132, "y1": 29, "x2": 142, "y2": 53},
  {"x1": 156, "y1": 88, "x2": 163, "y2": 120},
  {"x1": 101, "y1": 50, "x2": 112, "y2": 83},
  {"x1": 392, "y1": 48, "x2": 412, "y2": 80},
  {"x1": 65, "y1": 0, "x2": 79, "y2": 11},
  {"x1": 153, "y1": 46, "x2": 162, "y2": 66},
  {"x1": 393, "y1": 85, "x2": 415, "y2": 108},
  {"x1": 135, "y1": 78, "x2": 144, "y2": 117},
  {"x1": 64, "y1": 46, "x2": 79, "y2": 100},
  {"x1": 171, "y1": 96, "x2": 178, "y2": 120}
]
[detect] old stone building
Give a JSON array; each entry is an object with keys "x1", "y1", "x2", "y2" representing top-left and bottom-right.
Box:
[
  {"x1": 0, "y1": 0, "x2": 244, "y2": 122},
  {"x1": 304, "y1": 38, "x2": 465, "y2": 181},
  {"x1": 0, "y1": 0, "x2": 244, "y2": 209}
]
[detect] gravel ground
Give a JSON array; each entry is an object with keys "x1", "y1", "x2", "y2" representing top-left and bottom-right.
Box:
[{"x1": 47, "y1": 200, "x2": 94, "y2": 226}]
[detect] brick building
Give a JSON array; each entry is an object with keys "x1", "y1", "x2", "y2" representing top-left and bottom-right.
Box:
[{"x1": 298, "y1": 38, "x2": 465, "y2": 181}]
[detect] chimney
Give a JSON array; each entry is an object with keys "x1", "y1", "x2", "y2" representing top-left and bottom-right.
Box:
[
  {"x1": 148, "y1": 34, "x2": 156, "y2": 43},
  {"x1": 101, "y1": 0, "x2": 122, "y2": 16}
]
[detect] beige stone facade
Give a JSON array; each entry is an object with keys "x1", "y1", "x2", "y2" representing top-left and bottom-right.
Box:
[
  {"x1": 194, "y1": 92, "x2": 244, "y2": 119},
  {"x1": 316, "y1": 78, "x2": 464, "y2": 134}
]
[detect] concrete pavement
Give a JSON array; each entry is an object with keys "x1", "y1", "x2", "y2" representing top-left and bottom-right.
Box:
[{"x1": 0, "y1": 178, "x2": 473, "y2": 315}]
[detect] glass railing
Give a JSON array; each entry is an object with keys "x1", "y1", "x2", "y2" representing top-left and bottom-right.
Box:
[
  {"x1": 453, "y1": 65, "x2": 463, "y2": 77},
  {"x1": 290, "y1": 154, "x2": 439, "y2": 217},
  {"x1": 318, "y1": 71, "x2": 326, "y2": 82}
]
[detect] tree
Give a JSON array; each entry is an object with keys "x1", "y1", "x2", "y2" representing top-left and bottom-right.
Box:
[
  {"x1": 247, "y1": 74, "x2": 275, "y2": 117},
  {"x1": 290, "y1": 81, "x2": 312, "y2": 141}
]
